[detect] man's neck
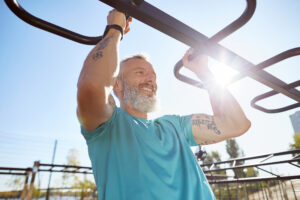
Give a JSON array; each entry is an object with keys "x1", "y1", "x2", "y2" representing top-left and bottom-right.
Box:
[{"x1": 122, "y1": 104, "x2": 148, "y2": 119}]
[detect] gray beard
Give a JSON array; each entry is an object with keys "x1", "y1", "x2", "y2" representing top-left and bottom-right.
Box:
[{"x1": 123, "y1": 83, "x2": 159, "y2": 113}]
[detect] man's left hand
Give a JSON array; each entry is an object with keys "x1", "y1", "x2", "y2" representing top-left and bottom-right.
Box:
[{"x1": 182, "y1": 48, "x2": 212, "y2": 82}]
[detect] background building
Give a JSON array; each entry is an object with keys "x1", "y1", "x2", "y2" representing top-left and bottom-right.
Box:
[{"x1": 290, "y1": 111, "x2": 300, "y2": 134}]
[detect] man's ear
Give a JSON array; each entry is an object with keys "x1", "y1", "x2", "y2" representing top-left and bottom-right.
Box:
[{"x1": 113, "y1": 77, "x2": 123, "y2": 96}]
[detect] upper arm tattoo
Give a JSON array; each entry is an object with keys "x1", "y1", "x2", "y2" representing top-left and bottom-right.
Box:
[
  {"x1": 191, "y1": 114, "x2": 221, "y2": 135},
  {"x1": 92, "y1": 35, "x2": 113, "y2": 61}
]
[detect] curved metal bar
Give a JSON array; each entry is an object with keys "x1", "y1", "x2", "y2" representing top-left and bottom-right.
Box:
[
  {"x1": 229, "y1": 47, "x2": 300, "y2": 84},
  {"x1": 174, "y1": 0, "x2": 256, "y2": 89},
  {"x1": 4, "y1": 0, "x2": 103, "y2": 45},
  {"x1": 251, "y1": 80, "x2": 300, "y2": 113}
]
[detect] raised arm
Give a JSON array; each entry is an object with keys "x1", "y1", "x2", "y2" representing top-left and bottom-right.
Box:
[
  {"x1": 182, "y1": 49, "x2": 251, "y2": 145},
  {"x1": 77, "y1": 10, "x2": 129, "y2": 131}
]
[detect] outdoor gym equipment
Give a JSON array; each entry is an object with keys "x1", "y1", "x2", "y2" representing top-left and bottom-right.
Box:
[{"x1": 4, "y1": 0, "x2": 300, "y2": 113}]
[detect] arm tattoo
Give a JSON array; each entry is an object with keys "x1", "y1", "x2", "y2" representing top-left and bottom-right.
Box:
[
  {"x1": 92, "y1": 35, "x2": 113, "y2": 61},
  {"x1": 199, "y1": 140, "x2": 217, "y2": 145},
  {"x1": 108, "y1": 95, "x2": 116, "y2": 109},
  {"x1": 192, "y1": 115, "x2": 221, "y2": 135}
]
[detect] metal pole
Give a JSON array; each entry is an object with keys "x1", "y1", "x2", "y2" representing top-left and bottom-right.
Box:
[
  {"x1": 266, "y1": 181, "x2": 273, "y2": 199},
  {"x1": 226, "y1": 183, "x2": 232, "y2": 200},
  {"x1": 237, "y1": 182, "x2": 240, "y2": 200},
  {"x1": 280, "y1": 181, "x2": 289, "y2": 200},
  {"x1": 290, "y1": 180, "x2": 297, "y2": 200},
  {"x1": 277, "y1": 180, "x2": 284, "y2": 199},
  {"x1": 45, "y1": 140, "x2": 57, "y2": 200},
  {"x1": 20, "y1": 169, "x2": 30, "y2": 200},
  {"x1": 283, "y1": 181, "x2": 289, "y2": 200},
  {"x1": 263, "y1": 183, "x2": 269, "y2": 200},
  {"x1": 273, "y1": 180, "x2": 279, "y2": 200},
  {"x1": 26, "y1": 161, "x2": 39, "y2": 200},
  {"x1": 257, "y1": 182, "x2": 263, "y2": 200},
  {"x1": 243, "y1": 182, "x2": 248, "y2": 200},
  {"x1": 218, "y1": 184, "x2": 221, "y2": 200},
  {"x1": 260, "y1": 182, "x2": 267, "y2": 200}
]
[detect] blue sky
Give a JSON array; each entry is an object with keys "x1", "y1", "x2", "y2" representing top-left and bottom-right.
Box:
[{"x1": 0, "y1": 0, "x2": 300, "y2": 189}]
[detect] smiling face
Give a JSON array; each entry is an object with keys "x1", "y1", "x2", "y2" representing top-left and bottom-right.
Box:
[{"x1": 114, "y1": 57, "x2": 159, "y2": 113}]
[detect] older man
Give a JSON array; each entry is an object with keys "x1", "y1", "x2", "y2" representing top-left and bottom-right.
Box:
[{"x1": 77, "y1": 9, "x2": 250, "y2": 200}]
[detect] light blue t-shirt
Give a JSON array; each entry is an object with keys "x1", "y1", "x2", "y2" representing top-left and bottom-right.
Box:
[{"x1": 81, "y1": 107, "x2": 215, "y2": 200}]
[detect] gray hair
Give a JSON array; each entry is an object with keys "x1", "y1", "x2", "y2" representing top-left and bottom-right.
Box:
[{"x1": 118, "y1": 53, "x2": 150, "y2": 79}]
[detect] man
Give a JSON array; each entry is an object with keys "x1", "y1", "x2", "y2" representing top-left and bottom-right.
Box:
[{"x1": 77, "y1": 9, "x2": 251, "y2": 200}]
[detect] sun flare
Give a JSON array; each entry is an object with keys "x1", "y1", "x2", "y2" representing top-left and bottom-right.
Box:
[{"x1": 208, "y1": 59, "x2": 238, "y2": 87}]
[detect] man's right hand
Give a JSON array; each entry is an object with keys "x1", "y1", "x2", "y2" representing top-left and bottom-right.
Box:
[{"x1": 107, "y1": 9, "x2": 132, "y2": 34}]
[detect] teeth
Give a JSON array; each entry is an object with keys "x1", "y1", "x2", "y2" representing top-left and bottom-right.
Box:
[{"x1": 142, "y1": 88, "x2": 152, "y2": 92}]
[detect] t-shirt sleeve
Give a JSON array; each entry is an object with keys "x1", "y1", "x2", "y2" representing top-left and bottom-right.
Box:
[
  {"x1": 80, "y1": 107, "x2": 118, "y2": 143},
  {"x1": 178, "y1": 115, "x2": 198, "y2": 147}
]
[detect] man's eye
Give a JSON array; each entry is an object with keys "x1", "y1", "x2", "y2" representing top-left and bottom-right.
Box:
[{"x1": 136, "y1": 71, "x2": 143, "y2": 74}]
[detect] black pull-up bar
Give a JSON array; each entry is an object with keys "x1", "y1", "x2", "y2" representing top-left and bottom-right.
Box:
[
  {"x1": 4, "y1": 0, "x2": 103, "y2": 45},
  {"x1": 4, "y1": 0, "x2": 300, "y2": 113}
]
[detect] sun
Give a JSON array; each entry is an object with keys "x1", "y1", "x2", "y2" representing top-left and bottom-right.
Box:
[{"x1": 208, "y1": 58, "x2": 239, "y2": 87}]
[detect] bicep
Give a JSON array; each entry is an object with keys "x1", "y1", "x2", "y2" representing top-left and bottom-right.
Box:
[
  {"x1": 77, "y1": 85, "x2": 115, "y2": 131},
  {"x1": 191, "y1": 113, "x2": 231, "y2": 145}
]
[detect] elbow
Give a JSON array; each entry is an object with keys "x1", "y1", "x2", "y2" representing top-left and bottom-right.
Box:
[{"x1": 235, "y1": 118, "x2": 251, "y2": 137}]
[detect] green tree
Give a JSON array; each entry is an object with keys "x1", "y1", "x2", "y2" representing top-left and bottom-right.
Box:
[
  {"x1": 61, "y1": 148, "x2": 81, "y2": 187},
  {"x1": 289, "y1": 133, "x2": 300, "y2": 164},
  {"x1": 245, "y1": 167, "x2": 258, "y2": 177},
  {"x1": 204, "y1": 151, "x2": 222, "y2": 164},
  {"x1": 226, "y1": 138, "x2": 245, "y2": 178},
  {"x1": 72, "y1": 174, "x2": 97, "y2": 200},
  {"x1": 226, "y1": 138, "x2": 240, "y2": 158},
  {"x1": 290, "y1": 133, "x2": 300, "y2": 149},
  {"x1": 7, "y1": 175, "x2": 24, "y2": 191},
  {"x1": 203, "y1": 151, "x2": 227, "y2": 178}
]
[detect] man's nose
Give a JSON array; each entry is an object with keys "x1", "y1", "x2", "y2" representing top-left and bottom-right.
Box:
[{"x1": 145, "y1": 73, "x2": 156, "y2": 83}]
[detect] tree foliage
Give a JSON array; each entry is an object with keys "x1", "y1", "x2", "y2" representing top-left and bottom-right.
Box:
[
  {"x1": 290, "y1": 133, "x2": 300, "y2": 149},
  {"x1": 226, "y1": 138, "x2": 241, "y2": 159},
  {"x1": 61, "y1": 148, "x2": 96, "y2": 199},
  {"x1": 226, "y1": 138, "x2": 245, "y2": 178},
  {"x1": 61, "y1": 148, "x2": 81, "y2": 187},
  {"x1": 203, "y1": 151, "x2": 227, "y2": 177},
  {"x1": 204, "y1": 151, "x2": 222, "y2": 164}
]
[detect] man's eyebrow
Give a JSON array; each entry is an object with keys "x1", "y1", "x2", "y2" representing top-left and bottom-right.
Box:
[
  {"x1": 133, "y1": 67, "x2": 145, "y2": 71},
  {"x1": 132, "y1": 66, "x2": 157, "y2": 78}
]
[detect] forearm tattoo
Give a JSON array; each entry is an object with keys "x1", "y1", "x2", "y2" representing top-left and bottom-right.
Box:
[
  {"x1": 192, "y1": 115, "x2": 221, "y2": 135},
  {"x1": 199, "y1": 140, "x2": 216, "y2": 145},
  {"x1": 92, "y1": 35, "x2": 113, "y2": 61}
]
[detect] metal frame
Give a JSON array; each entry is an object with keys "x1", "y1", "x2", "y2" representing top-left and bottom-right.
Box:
[
  {"x1": 200, "y1": 149, "x2": 300, "y2": 184},
  {"x1": 38, "y1": 163, "x2": 93, "y2": 174},
  {"x1": 4, "y1": 0, "x2": 300, "y2": 113},
  {"x1": 1, "y1": 149, "x2": 299, "y2": 200}
]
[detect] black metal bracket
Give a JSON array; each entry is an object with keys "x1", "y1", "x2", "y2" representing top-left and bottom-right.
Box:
[{"x1": 4, "y1": 0, "x2": 300, "y2": 113}]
